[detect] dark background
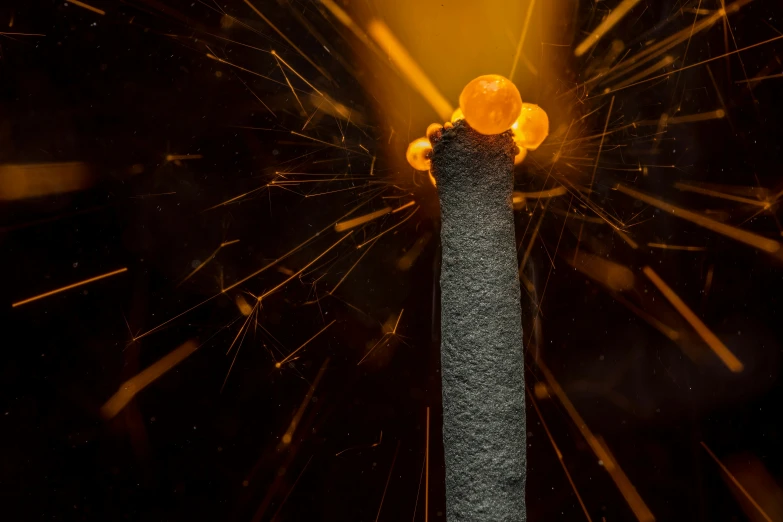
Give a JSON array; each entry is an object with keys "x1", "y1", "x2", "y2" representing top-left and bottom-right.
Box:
[{"x1": 2, "y1": 0, "x2": 783, "y2": 520}]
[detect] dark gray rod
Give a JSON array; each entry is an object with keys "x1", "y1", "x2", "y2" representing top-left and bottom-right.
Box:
[{"x1": 432, "y1": 120, "x2": 527, "y2": 522}]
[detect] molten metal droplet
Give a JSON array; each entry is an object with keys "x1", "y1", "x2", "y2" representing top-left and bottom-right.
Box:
[
  {"x1": 459, "y1": 74, "x2": 522, "y2": 135},
  {"x1": 512, "y1": 103, "x2": 549, "y2": 151},
  {"x1": 450, "y1": 108, "x2": 464, "y2": 123},
  {"x1": 406, "y1": 137, "x2": 433, "y2": 171},
  {"x1": 426, "y1": 123, "x2": 444, "y2": 143}
]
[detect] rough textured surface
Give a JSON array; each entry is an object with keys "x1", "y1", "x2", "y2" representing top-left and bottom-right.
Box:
[{"x1": 432, "y1": 120, "x2": 526, "y2": 522}]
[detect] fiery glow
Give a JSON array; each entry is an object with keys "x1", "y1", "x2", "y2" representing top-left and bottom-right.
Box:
[
  {"x1": 101, "y1": 340, "x2": 199, "y2": 419},
  {"x1": 367, "y1": 19, "x2": 453, "y2": 121},
  {"x1": 0, "y1": 162, "x2": 92, "y2": 200},
  {"x1": 459, "y1": 74, "x2": 522, "y2": 135},
  {"x1": 334, "y1": 207, "x2": 392, "y2": 232},
  {"x1": 574, "y1": 0, "x2": 643, "y2": 56},
  {"x1": 68, "y1": 0, "x2": 105, "y2": 16},
  {"x1": 643, "y1": 267, "x2": 743, "y2": 372}
]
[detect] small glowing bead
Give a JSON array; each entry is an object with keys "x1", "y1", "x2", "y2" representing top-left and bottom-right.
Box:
[
  {"x1": 512, "y1": 103, "x2": 549, "y2": 150},
  {"x1": 513, "y1": 147, "x2": 528, "y2": 166},
  {"x1": 406, "y1": 137, "x2": 432, "y2": 171},
  {"x1": 459, "y1": 74, "x2": 522, "y2": 135},
  {"x1": 451, "y1": 108, "x2": 464, "y2": 123},
  {"x1": 424, "y1": 123, "x2": 443, "y2": 141}
]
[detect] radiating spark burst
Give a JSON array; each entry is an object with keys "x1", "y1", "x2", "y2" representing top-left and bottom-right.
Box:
[{"x1": 14, "y1": 0, "x2": 781, "y2": 519}]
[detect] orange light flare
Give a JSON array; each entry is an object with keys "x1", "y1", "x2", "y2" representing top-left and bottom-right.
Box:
[
  {"x1": 67, "y1": 0, "x2": 105, "y2": 16},
  {"x1": 537, "y1": 360, "x2": 655, "y2": 522},
  {"x1": 101, "y1": 339, "x2": 200, "y2": 420},
  {"x1": 275, "y1": 320, "x2": 336, "y2": 369},
  {"x1": 0, "y1": 162, "x2": 93, "y2": 201},
  {"x1": 643, "y1": 266, "x2": 743, "y2": 373},
  {"x1": 357, "y1": 309, "x2": 404, "y2": 365},
  {"x1": 279, "y1": 358, "x2": 329, "y2": 447}
]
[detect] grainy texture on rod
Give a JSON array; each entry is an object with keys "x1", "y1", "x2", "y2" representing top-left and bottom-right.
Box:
[{"x1": 432, "y1": 120, "x2": 526, "y2": 522}]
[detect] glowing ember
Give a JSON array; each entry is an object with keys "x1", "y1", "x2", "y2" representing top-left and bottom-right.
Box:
[
  {"x1": 406, "y1": 137, "x2": 433, "y2": 171},
  {"x1": 459, "y1": 74, "x2": 522, "y2": 135},
  {"x1": 511, "y1": 103, "x2": 549, "y2": 150}
]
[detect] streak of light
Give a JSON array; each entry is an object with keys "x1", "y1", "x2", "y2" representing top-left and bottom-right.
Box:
[
  {"x1": 290, "y1": 130, "x2": 365, "y2": 155},
  {"x1": 397, "y1": 232, "x2": 432, "y2": 271},
  {"x1": 512, "y1": 186, "x2": 567, "y2": 205},
  {"x1": 273, "y1": 52, "x2": 307, "y2": 115},
  {"x1": 615, "y1": 228, "x2": 639, "y2": 249},
  {"x1": 736, "y1": 72, "x2": 783, "y2": 83},
  {"x1": 269, "y1": 456, "x2": 314, "y2": 522},
  {"x1": 257, "y1": 234, "x2": 353, "y2": 302},
  {"x1": 519, "y1": 201, "x2": 549, "y2": 272},
  {"x1": 589, "y1": 96, "x2": 615, "y2": 193},
  {"x1": 356, "y1": 206, "x2": 419, "y2": 249},
  {"x1": 615, "y1": 184, "x2": 780, "y2": 253},
  {"x1": 574, "y1": 0, "x2": 643, "y2": 57},
  {"x1": 279, "y1": 359, "x2": 329, "y2": 446},
  {"x1": 242, "y1": 0, "x2": 332, "y2": 81},
  {"x1": 0, "y1": 162, "x2": 92, "y2": 200},
  {"x1": 366, "y1": 19, "x2": 453, "y2": 121},
  {"x1": 569, "y1": 251, "x2": 636, "y2": 291},
  {"x1": 100, "y1": 339, "x2": 199, "y2": 419},
  {"x1": 68, "y1": 0, "x2": 105, "y2": 16},
  {"x1": 674, "y1": 181, "x2": 769, "y2": 207},
  {"x1": 319, "y1": 0, "x2": 373, "y2": 46},
  {"x1": 12, "y1": 267, "x2": 128, "y2": 308},
  {"x1": 271, "y1": 50, "x2": 324, "y2": 96},
  {"x1": 537, "y1": 360, "x2": 655, "y2": 521},
  {"x1": 643, "y1": 267, "x2": 742, "y2": 372},
  {"x1": 508, "y1": 0, "x2": 536, "y2": 82},
  {"x1": 392, "y1": 200, "x2": 416, "y2": 213},
  {"x1": 330, "y1": 238, "x2": 380, "y2": 295},
  {"x1": 527, "y1": 386, "x2": 593, "y2": 521},
  {"x1": 700, "y1": 442, "x2": 773, "y2": 522},
  {"x1": 165, "y1": 154, "x2": 202, "y2": 161},
  {"x1": 601, "y1": 33, "x2": 783, "y2": 96},
  {"x1": 334, "y1": 207, "x2": 391, "y2": 232},
  {"x1": 276, "y1": 320, "x2": 336, "y2": 368},
  {"x1": 206, "y1": 53, "x2": 282, "y2": 86},
  {"x1": 613, "y1": 293, "x2": 680, "y2": 341},
  {"x1": 647, "y1": 243, "x2": 706, "y2": 252},
  {"x1": 0, "y1": 32, "x2": 45, "y2": 36},
  {"x1": 179, "y1": 239, "x2": 240, "y2": 286},
  {"x1": 634, "y1": 109, "x2": 725, "y2": 126},
  {"x1": 335, "y1": 431, "x2": 382, "y2": 457},
  {"x1": 375, "y1": 441, "x2": 401, "y2": 522},
  {"x1": 608, "y1": 55, "x2": 675, "y2": 91},
  {"x1": 425, "y1": 406, "x2": 430, "y2": 522}
]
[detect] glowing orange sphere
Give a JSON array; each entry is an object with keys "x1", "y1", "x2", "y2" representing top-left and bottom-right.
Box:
[
  {"x1": 511, "y1": 103, "x2": 549, "y2": 151},
  {"x1": 426, "y1": 123, "x2": 444, "y2": 140},
  {"x1": 459, "y1": 74, "x2": 522, "y2": 135},
  {"x1": 406, "y1": 137, "x2": 432, "y2": 171},
  {"x1": 450, "y1": 108, "x2": 464, "y2": 123}
]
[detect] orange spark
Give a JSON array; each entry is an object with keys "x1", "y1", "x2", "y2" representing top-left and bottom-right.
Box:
[
  {"x1": 334, "y1": 207, "x2": 392, "y2": 232},
  {"x1": 0, "y1": 162, "x2": 92, "y2": 200},
  {"x1": 647, "y1": 243, "x2": 706, "y2": 252},
  {"x1": 674, "y1": 181, "x2": 768, "y2": 207},
  {"x1": 276, "y1": 320, "x2": 336, "y2": 368},
  {"x1": 700, "y1": 442, "x2": 773, "y2": 522},
  {"x1": 101, "y1": 339, "x2": 199, "y2": 419},
  {"x1": 280, "y1": 359, "x2": 328, "y2": 446},
  {"x1": 538, "y1": 360, "x2": 655, "y2": 521},
  {"x1": 67, "y1": 0, "x2": 105, "y2": 16},
  {"x1": 574, "y1": 0, "x2": 643, "y2": 57},
  {"x1": 12, "y1": 267, "x2": 128, "y2": 308},
  {"x1": 615, "y1": 184, "x2": 780, "y2": 254},
  {"x1": 165, "y1": 154, "x2": 203, "y2": 161},
  {"x1": 643, "y1": 267, "x2": 743, "y2": 372},
  {"x1": 366, "y1": 19, "x2": 453, "y2": 121},
  {"x1": 527, "y1": 386, "x2": 592, "y2": 521},
  {"x1": 570, "y1": 251, "x2": 636, "y2": 291},
  {"x1": 375, "y1": 441, "x2": 401, "y2": 522},
  {"x1": 242, "y1": 0, "x2": 332, "y2": 81},
  {"x1": 508, "y1": 0, "x2": 536, "y2": 81},
  {"x1": 634, "y1": 109, "x2": 725, "y2": 126},
  {"x1": 615, "y1": 229, "x2": 639, "y2": 249}
]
